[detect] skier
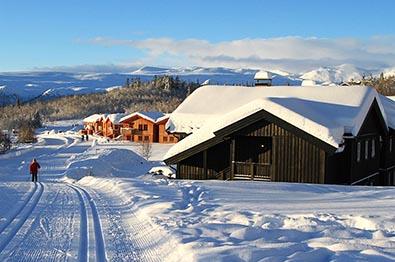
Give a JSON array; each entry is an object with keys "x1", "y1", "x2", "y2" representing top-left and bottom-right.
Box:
[{"x1": 29, "y1": 158, "x2": 41, "y2": 182}]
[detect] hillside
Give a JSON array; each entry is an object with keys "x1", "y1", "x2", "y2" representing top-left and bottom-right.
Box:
[
  {"x1": 0, "y1": 76, "x2": 198, "y2": 131},
  {"x1": 3, "y1": 64, "x2": 392, "y2": 104}
]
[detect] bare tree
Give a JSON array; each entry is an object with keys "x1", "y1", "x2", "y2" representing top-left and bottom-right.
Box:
[
  {"x1": 18, "y1": 123, "x2": 36, "y2": 143},
  {"x1": 139, "y1": 140, "x2": 152, "y2": 160}
]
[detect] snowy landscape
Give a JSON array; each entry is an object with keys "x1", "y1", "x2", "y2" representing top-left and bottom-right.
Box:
[
  {"x1": 0, "y1": 121, "x2": 394, "y2": 261},
  {"x1": 1, "y1": 64, "x2": 395, "y2": 104},
  {"x1": 2, "y1": 1, "x2": 395, "y2": 261}
]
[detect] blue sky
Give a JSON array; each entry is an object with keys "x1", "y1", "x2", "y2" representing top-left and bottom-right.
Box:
[{"x1": 1, "y1": 0, "x2": 395, "y2": 72}]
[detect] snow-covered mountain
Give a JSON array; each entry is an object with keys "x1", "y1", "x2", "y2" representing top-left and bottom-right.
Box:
[
  {"x1": 0, "y1": 65, "x2": 386, "y2": 104},
  {"x1": 300, "y1": 64, "x2": 372, "y2": 84}
]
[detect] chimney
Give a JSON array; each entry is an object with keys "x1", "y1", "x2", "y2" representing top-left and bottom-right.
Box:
[{"x1": 254, "y1": 70, "x2": 272, "y2": 87}]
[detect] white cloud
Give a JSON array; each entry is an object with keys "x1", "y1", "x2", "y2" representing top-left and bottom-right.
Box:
[{"x1": 87, "y1": 36, "x2": 395, "y2": 73}]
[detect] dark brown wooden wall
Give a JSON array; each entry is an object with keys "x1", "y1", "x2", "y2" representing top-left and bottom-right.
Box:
[
  {"x1": 177, "y1": 152, "x2": 205, "y2": 179},
  {"x1": 235, "y1": 120, "x2": 325, "y2": 183},
  {"x1": 178, "y1": 141, "x2": 231, "y2": 180},
  {"x1": 178, "y1": 118, "x2": 326, "y2": 183}
]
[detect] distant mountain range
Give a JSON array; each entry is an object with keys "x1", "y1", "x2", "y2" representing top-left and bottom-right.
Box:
[{"x1": 0, "y1": 64, "x2": 394, "y2": 105}]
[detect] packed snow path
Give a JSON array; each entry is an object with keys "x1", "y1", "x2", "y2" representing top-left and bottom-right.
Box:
[{"x1": 0, "y1": 128, "x2": 166, "y2": 261}]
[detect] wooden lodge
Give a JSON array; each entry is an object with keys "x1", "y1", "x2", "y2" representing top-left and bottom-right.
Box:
[
  {"x1": 82, "y1": 111, "x2": 178, "y2": 143},
  {"x1": 119, "y1": 112, "x2": 178, "y2": 143},
  {"x1": 102, "y1": 114, "x2": 124, "y2": 139},
  {"x1": 164, "y1": 85, "x2": 395, "y2": 186},
  {"x1": 82, "y1": 114, "x2": 107, "y2": 135}
]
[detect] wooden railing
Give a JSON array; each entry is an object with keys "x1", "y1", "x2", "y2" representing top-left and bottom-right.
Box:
[{"x1": 233, "y1": 161, "x2": 271, "y2": 181}]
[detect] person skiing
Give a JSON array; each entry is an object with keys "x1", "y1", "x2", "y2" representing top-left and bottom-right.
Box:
[{"x1": 29, "y1": 158, "x2": 41, "y2": 182}]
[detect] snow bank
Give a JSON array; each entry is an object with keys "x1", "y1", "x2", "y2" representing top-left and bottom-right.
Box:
[
  {"x1": 64, "y1": 148, "x2": 152, "y2": 180},
  {"x1": 77, "y1": 176, "x2": 395, "y2": 261}
]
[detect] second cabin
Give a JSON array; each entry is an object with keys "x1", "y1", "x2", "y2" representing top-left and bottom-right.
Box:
[
  {"x1": 164, "y1": 85, "x2": 395, "y2": 186},
  {"x1": 119, "y1": 112, "x2": 178, "y2": 143}
]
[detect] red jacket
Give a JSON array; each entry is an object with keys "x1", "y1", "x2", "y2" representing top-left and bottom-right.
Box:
[{"x1": 29, "y1": 162, "x2": 40, "y2": 174}]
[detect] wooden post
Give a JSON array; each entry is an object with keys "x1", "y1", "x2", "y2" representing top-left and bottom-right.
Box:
[
  {"x1": 230, "y1": 138, "x2": 235, "y2": 180},
  {"x1": 250, "y1": 162, "x2": 254, "y2": 180},
  {"x1": 203, "y1": 149, "x2": 208, "y2": 179}
]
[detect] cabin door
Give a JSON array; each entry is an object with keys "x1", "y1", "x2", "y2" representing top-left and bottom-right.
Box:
[{"x1": 234, "y1": 136, "x2": 272, "y2": 180}]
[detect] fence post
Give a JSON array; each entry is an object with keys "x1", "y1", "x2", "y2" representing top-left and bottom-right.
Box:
[{"x1": 251, "y1": 162, "x2": 254, "y2": 180}]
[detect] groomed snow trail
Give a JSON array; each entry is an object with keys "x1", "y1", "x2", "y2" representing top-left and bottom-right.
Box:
[
  {"x1": 0, "y1": 128, "x2": 165, "y2": 261},
  {"x1": 68, "y1": 184, "x2": 108, "y2": 262},
  {"x1": 78, "y1": 185, "x2": 166, "y2": 262},
  {"x1": 0, "y1": 183, "x2": 80, "y2": 261}
]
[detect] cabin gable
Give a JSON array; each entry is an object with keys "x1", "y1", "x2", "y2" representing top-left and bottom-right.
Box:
[{"x1": 175, "y1": 112, "x2": 327, "y2": 183}]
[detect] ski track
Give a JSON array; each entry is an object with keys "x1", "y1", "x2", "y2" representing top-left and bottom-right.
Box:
[
  {"x1": 86, "y1": 185, "x2": 170, "y2": 262},
  {"x1": 82, "y1": 187, "x2": 141, "y2": 262},
  {"x1": 67, "y1": 185, "x2": 88, "y2": 262},
  {"x1": 0, "y1": 183, "x2": 38, "y2": 236},
  {"x1": 69, "y1": 184, "x2": 108, "y2": 262},
  {"x1": 1, "y1": 132, "x2": 173, "y2": 262},
  {"x1": 0, "y1": 182, "x2": 44, "y2": 255},
  {"x1": 0, "y1": 183, "x2": 80, "y2": 262}
]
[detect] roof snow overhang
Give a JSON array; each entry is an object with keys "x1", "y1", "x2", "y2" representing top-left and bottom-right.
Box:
[
  {"x1": 164, "y1": 108, "x2": 338, "y2": 165},
  {"x1": 120, "y1": 112, "x2": 166, "y2": 124}
]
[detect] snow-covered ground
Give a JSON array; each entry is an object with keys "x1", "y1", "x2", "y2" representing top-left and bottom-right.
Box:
[{"x1": 0, "y1": 121, "x2": 394, "y2": 261}]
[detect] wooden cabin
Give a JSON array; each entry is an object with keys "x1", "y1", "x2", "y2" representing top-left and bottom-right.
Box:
[
  {"x1": 83, "y1": 114, "x2": 106, "y2": 135},
  {"x1": 102, "y1": 113, "x2": 125, "y2": 139},
  {"x1": 164, "y1": 85, "x2": 395, "y2": 186},
  {"x1": 119, "y1": 112, "x2": 178, "y2": 143},
  {"x1": 156, "y1": 116, "x2": 179, "y2": 143}
]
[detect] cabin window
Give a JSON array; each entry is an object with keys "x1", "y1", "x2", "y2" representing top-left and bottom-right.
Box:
[
  {"x1": 357, "y1": 142, "x2": 361, "y2": 162},
  {"x1": 144, "y1": 136, "x2": 149, "y2": 141},
  {"x1": 390, "y1": 137, "x2": 393, "y2": 152},
  {"x1": 138, "y1": 136, "x2": 143, "y2": 141},
  {"x1": 365, "y1": 140, "x2": 369, "y2": 160},
  {"x1": 138, "y1": 124, "x2": 143, "y2": 131},
  {"x1": 371, "y1": 139, "x2": 376, "y2": 158},
  {"x1": 170, "y1": 137, "x2": 174, "y2": 142},
  {"x1": 163, "y1": 137, "x2": 168, "y2": 142},
  {"x1": 143, "y1": 124, "x2": 148, "y2": 131}
]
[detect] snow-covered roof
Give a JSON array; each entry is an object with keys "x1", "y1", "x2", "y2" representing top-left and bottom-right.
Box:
[
  {"x1": 120, "y1": 111, "x2": 166, "y2": 124},
  {"x1": 106, "y1": 113, "x2": 127, "y2": 124},
  {"x1": 164, "y1": 85, "x2": 392, "y2": 161},
  {"x1": 380, "y1": 95, "x2": 395, "y2": 129},
  {"x1": 83, "y1": 114, "x2": 107, "y2": 123},
  {"x1": 254, "y1": 71, "x2": 272, "y2": 80}
]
